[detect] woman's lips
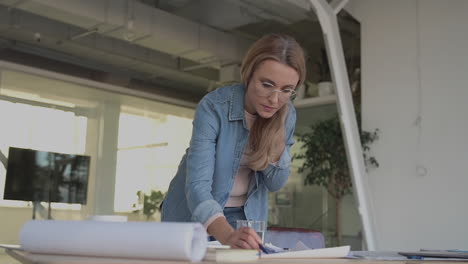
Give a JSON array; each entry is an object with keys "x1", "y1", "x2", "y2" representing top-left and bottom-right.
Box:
[{"x1": 261, "y1": 104, "x2": 276, "y2": 112}]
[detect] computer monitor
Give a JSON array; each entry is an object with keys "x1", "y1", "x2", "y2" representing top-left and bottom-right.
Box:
[{"x1": 3, "y1": 147, "x2": 90, "y2": 204}]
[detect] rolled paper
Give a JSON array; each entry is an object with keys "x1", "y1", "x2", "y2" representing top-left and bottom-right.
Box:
[{"x1": 20, "y1": 220, "x2": 207, "y2": 262}]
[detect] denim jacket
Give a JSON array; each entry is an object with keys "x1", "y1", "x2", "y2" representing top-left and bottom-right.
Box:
[{"x1": 161, "y1": 83, "x2": 296, "y2": 225}]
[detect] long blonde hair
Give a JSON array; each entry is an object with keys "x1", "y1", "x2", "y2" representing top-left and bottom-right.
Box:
[{"x1": 240, "y1": 34, "x2": 306, "y2": 170}]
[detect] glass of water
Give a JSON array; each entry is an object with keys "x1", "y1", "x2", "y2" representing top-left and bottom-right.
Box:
[{"x1": 236, "y1": 220, "x2": 266, "y2": 243}]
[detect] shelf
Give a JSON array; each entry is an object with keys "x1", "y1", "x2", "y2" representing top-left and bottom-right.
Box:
[{"x1": 293, "y1": 95, "x2": 336, "y2": 108}]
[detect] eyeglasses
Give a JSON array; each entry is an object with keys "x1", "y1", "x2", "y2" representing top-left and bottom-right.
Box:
[{"x1": 255, "y1": 81, "x2": 297, "y2": 101}]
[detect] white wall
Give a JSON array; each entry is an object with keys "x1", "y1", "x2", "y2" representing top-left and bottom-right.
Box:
[{"x1": 348, "y1": 0, "x2": 468, "y2": 250}]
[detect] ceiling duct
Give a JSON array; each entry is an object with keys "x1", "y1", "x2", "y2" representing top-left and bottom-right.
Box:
[{"x1": 7, "y1": 0, "x2": 252, "y2": 65}]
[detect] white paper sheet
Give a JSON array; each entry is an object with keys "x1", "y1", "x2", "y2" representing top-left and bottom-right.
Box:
[{"x1": 19, "y1": 220, "x2": 207, "y2": 262}]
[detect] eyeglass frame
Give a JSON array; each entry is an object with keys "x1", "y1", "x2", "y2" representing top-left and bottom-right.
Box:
[{"x1": 254, "y1": 80, "x2": 297, "y2": 101}]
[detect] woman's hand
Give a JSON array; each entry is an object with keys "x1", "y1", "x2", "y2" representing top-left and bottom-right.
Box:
[
  {"x1": 207, "y1": 217, "x2": 262, "y2": 250},
  {"x1": 224, "y1": 227, "x2": 262, "y2": 249}
]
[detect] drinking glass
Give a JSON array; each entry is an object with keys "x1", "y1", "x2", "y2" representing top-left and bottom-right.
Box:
[{"x1": 236, "y1": 220, "x2": 266, "y2": 243}]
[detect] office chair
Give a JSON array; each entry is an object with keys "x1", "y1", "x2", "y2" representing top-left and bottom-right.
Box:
[{"x1": 264, "y1": 227, "x2": 325, "y2": 249}]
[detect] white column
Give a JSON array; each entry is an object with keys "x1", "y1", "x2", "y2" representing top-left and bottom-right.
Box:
[
  {"x1": 309, "y1": 0, "x2": 378, "y2": 250},
  {"x1": 85, "y1": 102, "x2": 120, "y2": 216}
]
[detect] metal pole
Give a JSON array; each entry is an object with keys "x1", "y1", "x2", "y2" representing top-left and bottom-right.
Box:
[{"x1": 309, "y1": 0, "x2": 378, "y2": 250}]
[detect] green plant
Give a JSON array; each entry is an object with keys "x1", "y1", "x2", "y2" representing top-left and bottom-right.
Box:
[
  {"x1": 134, "y1": 190, "x2": 165, "y2": 220},
  {"x1": 293, "y1": 114, "x2": 379, "y2": 245}
]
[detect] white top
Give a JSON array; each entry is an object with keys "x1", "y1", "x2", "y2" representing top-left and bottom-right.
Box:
[{"x1": 225, "y1": 110, "x2": 257, "y2": 207}]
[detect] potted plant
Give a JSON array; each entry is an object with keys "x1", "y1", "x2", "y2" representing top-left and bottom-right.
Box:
[
  {"x1": 133, "y1": 190, "x2": 166, "y2": 221},
  {"x1": 293, "y1": 113, "x2": 379, "y2": 246}
]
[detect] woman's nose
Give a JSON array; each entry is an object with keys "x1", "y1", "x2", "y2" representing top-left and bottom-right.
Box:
[{"x1": 268, "y1": 91, "x2": 279, "y2": 104}]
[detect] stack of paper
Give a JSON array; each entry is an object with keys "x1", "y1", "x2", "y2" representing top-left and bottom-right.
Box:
[{"x1": 203, "y1": 248, "x2": 258, "y2": 262}]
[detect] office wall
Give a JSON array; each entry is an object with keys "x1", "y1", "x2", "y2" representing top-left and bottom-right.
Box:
[{"x1": 347, "y1": 0, "x2": 468, "y2": 250}]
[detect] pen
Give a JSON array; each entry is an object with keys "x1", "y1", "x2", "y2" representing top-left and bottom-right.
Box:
[
  {"x1": 258, "y1": 244, "x2": 270, "y2": 254},
  {"x1": 407, "y1": 256, "x2": 424, "y2": 260}
]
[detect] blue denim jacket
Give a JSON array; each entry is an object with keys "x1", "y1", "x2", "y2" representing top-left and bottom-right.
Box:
[{"x1": 161, "y1": 83, "x2": 296, "y2": 225}]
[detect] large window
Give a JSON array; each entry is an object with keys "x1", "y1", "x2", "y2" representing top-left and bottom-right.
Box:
[
  {"x1": 0, "y1": 71, "x2": 88, "y2": 209},
  {"x1": 0, "y1": 65, "x2": 194, "y2": 215},
  {"x1": 114, "y1": 106, "x2": 193, "y2": 212}
]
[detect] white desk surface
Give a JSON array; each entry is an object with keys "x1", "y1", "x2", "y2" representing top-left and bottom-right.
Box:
[{"x1": 5, "y1": 249, "x2": 468, "y2": 264}]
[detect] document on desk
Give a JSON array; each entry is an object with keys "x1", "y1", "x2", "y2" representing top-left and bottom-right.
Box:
[
  {"x1": 398, "y1": 250, "x2": 468, "y2": 260},
  {"x1": 18, "y1": 220, "x2": 207, "y2": 262},
  {"x1": 260, "y1": 245, "x2": 350, "y2": 259}
]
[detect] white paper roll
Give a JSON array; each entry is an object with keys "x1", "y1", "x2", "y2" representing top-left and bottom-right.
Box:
[{"x1": 20, "y1": 220, "x2": 207, "y2": 262}]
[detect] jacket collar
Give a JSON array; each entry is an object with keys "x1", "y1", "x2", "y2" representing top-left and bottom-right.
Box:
[{"x1": 229, "y1": 84, "x2": 246, "y2": 121}]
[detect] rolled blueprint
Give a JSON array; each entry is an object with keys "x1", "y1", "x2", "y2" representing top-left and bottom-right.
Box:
[{"x1": 20, "y1": 220, "x2": 207, "y2": 262}]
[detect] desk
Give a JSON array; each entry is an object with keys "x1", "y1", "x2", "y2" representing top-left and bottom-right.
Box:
[{"x1": 5, "y1": 249, "x2": 467, "y2": 264}]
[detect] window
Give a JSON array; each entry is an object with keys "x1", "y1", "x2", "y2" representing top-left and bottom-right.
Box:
[
  {"x1": 0, "y1": 65, "x2": 194, "y2": 214},
  {"x1": 114, "y1": 106, "x2": 193, "y2": 212},
  {"x1": 0, "y1": 72, "x2": 88, "y2": 209}
]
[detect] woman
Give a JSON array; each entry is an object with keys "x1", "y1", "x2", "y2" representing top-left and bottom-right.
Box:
[{"x1": 161, "y1": 34, "x2": 306, "y2": 249}]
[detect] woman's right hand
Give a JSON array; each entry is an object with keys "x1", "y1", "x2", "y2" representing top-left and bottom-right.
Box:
[
  {"x1": 224, "y1": 227, "x2": 262, "y2": 250},
  {"x1": 207, "y1": 217, "x2": 262, "y2": 250}
]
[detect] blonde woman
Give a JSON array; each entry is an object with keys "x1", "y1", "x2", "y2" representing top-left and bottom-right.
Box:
[{"x1": 162, "y1": 34, "x2": 306, "y2": 249}]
